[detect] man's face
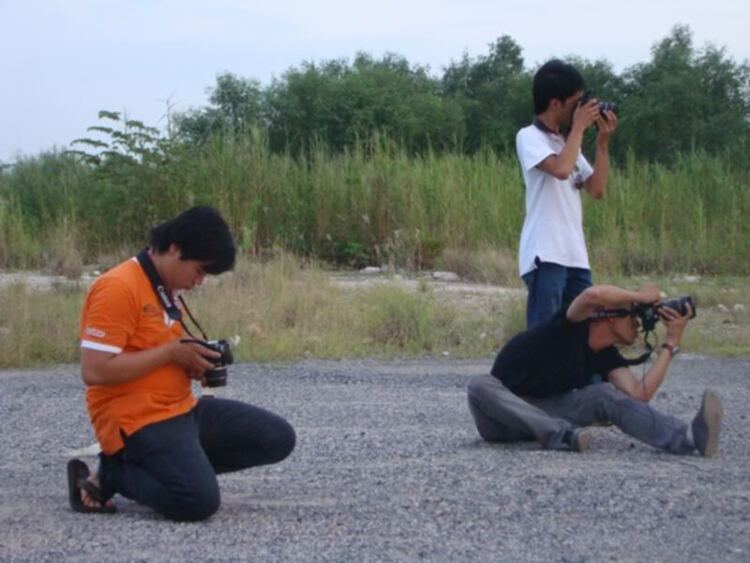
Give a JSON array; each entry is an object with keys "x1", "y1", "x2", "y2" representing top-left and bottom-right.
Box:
[
  {"x1": 173, "y1": 258, "x2": 208, "y2": 291},
  {"x1": 163, "y1": 244, "x2": 209, "y2": 291},
  {"x1": 611, "y1": 314, "x2": 639, "y2": 345},
  {"x1": 559, "y1": 89, "x2": 585, "y2": 128}
]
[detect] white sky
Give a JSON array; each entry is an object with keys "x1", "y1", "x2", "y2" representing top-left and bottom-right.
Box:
[{"x1": 1, "y1": 0, "x2": 748, "y2": 163}]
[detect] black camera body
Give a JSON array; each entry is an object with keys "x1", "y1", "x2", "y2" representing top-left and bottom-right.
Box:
[
  {"x1": 183, "y1": 338, "x2": 234, "y2": 387},
  {"x1": 580, "y1": 90, "x2": 617, "y2": 118},
  {"x1": 632, "y1": 296, "x2": 696, "y2": 332}
]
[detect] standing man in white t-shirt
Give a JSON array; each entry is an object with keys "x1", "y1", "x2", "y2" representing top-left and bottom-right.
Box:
[{"x1": 517, "y1": 59, "x2": 618, "y2": 328}]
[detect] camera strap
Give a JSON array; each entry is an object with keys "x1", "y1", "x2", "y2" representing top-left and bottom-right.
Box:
[
  {"x1": 624, "y1": 338, "x2": 654, "y2": 366},
  {"x1": 588, "y1": 308, "x2": 631, "y2": 321},
  {"x1": 533, "y1": 117, "x2": 554, "y2": 135},
  {"x1": 135, "y1": 248, "x2": 208, "y2": 340}
]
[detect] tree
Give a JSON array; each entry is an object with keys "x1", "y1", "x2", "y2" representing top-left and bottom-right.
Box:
[
  {"x1": 176, "y1": 73, "x2": 264, "y2": 145},
  {"x1": 441, "y1": 36, "x2": 531, "y2": 153},
  {"x1": 266, "y1": 53, "x2": 464, "y2": 154},
  {"x1": 617, "y1": 25, "x2": 750, "y2": 162}
]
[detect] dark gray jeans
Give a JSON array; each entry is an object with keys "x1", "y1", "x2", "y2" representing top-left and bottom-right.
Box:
[
  {"x1": 467, "y1": 374, "x2": 692, "y2": 453},
  {"x1": 99, "y1": 397, "x2": 296, "y2": 521}
]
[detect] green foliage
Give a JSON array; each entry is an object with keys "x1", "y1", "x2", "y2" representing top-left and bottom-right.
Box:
[
  {"x1": 176, "y1": 73, "x2": 264, "y2": 145},
  {"x1": 2, "y1": 25, "x2": 750, "y2": 274},
  {"x1": 63, "y1": 110, "x2": 212, "y2": 249},
  {"x1": 617, "y1": 25, "x2": 750, "y2": 163},
  {"x1": 265, "y1": 52, "x2": 465, "y2": 154},
  {"x1": 166, "y1": 26, "x2": 750, "y2": 164},
  {"x1": 442, "y1": 36, "x2": 531, "y2": 153},
  {"x1": 2, "y1": 127, "x2": 749, "y2": 275},
  {"x1": 362, "y1": 286, "x2": 438, "y2": 351},
  {"x1": 0, "y1": 283, "x2": 84, "y2": 367}
]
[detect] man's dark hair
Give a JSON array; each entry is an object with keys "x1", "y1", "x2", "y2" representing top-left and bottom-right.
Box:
[
  {"x1": 149, "y1": 206, "x2": 236, "y2": 274},
  {"x1": 532, "y1": 59, "x2": 585, "y2": 115}
]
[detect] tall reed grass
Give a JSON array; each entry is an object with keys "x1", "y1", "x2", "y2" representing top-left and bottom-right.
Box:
[{"x1": 1, "y1": 132, "x2": 748, "y2": 275}]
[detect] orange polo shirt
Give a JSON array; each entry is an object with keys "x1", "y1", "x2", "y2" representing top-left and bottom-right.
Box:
[{"x1": 79, "y1": 258, "x2": 197, "y2": 454}]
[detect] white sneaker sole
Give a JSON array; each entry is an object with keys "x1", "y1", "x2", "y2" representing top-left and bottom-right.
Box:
[
  {"x1": 574, "y1": 430, "x2": 593, "y2": 452},
  {"x1": 699, "y1": 390, "x2": 723, "y2": 457}
]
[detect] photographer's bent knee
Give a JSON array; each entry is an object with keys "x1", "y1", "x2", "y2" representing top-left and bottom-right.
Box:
[
  {"x1": 268, "y1": 418, "x2": 296, "y2": 464},
  {"x1": 467, "y1": 374, "x2": 492, "y2": 399},
  {"x1": 165, "y1": 484, "x2": 221, "y2": 522}
]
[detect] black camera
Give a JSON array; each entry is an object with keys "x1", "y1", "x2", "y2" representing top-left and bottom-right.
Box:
[
  {"x1": 580, "y1": 90, "x2": 617, "y2": 118},
  {"x1": 183, "y1": 338, "x2": 234, "y2": 387},
  {"x1": 632, "y1": 296, "x2": 697, "y2": 332}
]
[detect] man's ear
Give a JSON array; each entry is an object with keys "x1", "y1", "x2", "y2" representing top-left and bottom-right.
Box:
[
  {"x1": 167, "y1": 243, "x2": 182, "y2": 258},
  {"x1": 548, "y1": 98, "x2": 563, "y2": 112}
]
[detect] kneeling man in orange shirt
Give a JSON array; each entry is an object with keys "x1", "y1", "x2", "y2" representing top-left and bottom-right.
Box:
[{"x1": 69, "y1": 206, "x2": 295, "y2": 521}]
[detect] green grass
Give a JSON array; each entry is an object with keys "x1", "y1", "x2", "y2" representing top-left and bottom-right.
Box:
[
  {"x1": 600, "y1": 273, "x2": 750, "y2": 357},
  {"x1": 1, "y1": 134, "x2": 748, "y2": 275},
  {"x1": 0, "y1": 282, "x2": 85, "y2": 367},
  {"x1": 1, "y1": 132, "x2": 748, "y2": 366}
]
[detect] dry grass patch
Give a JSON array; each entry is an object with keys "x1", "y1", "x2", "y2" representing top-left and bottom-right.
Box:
[
  {"x1": 437, "y1": 247, "x2": 522, "y2": 286},
  {"x1": 1, "y1": 258, "x2": 746, "y2": 369},
  {"x1": 0, "y1": 283, "x2": 84, "y2": 367}
]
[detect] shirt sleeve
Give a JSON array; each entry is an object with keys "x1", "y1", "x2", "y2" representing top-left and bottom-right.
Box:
[
  {"x1": 80, "y1": 277, "x2": 139, "y2": 354},
  {"x1": 516, "y1": 128, "x2": 555, "y2": 172},
  {"x1": 598, "y1": 346, "x2": 629, "y2": 376},
  {"x1": 577, "y1": 152, "x2": 594, "y2": 183}
]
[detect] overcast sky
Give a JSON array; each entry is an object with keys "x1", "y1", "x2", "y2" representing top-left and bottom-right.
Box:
[{"x1": 1, "y1": 0, "x2": 748, "y2": 163}]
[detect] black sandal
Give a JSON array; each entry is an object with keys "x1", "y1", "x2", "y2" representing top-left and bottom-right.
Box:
[{"x1": 67, "y1": 459, "x2": 116, "y2": 514}]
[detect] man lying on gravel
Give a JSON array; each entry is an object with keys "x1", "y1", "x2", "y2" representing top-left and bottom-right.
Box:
[{"x1": 467, "y1": 283, "x2": 723, "y2": 456}]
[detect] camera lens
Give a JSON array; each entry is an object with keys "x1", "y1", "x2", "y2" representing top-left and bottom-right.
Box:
[
  {"x1": 659, "y1": 296, "x2": 696, "y2": 318},
  {"x1": 204, "y1": 367, "x2": 228, "y2": 387}
]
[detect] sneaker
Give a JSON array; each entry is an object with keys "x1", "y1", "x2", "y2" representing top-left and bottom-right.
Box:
[
  {"x1": 563, "y1": 428, "x2": 592, "y2": 452},
  {"x1": 691, "y1": 390, "x2": 723, "y2": 457}
]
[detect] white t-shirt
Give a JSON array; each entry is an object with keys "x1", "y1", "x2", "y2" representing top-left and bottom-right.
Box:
[{"x1": 516, "y1": 124, "x2": 594, "y2": 277}]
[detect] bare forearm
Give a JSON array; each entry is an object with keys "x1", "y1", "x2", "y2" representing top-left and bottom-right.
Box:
[
  {"x1": 81, "y1": 344, "x2": 175, "y2": 386},
  {"x1": 638, "y1": 348, "x2": 672, "y2": 402},
  {"x1": 556, "y1": 127, "x2": 586, "y2": 176},
  {"x1": 585, "y1": 143, "x2": 610, "y2": 199},
  {"x1": 586, "y1": 285, "x2": 649, "y2": 308}
]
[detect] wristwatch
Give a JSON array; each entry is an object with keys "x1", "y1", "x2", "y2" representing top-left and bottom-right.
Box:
[{"x1": 662, "y1": 342, "x2": 680, "y2": 356}]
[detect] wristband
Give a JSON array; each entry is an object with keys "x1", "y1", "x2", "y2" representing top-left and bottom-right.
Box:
[{"x1": 661, "y1": 342, "x2": 679, "y2": 356}]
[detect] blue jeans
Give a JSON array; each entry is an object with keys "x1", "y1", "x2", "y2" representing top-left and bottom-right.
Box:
[
  {"x1": 522, "y1": 260, "x2": 592, "y2": 328},
  {"x1": 98, "y1": 397, "x2": 296, "y2": 521}
]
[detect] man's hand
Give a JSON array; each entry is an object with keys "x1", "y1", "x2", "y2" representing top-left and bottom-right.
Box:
[
  {"x1": 595, "y1": 110, "x2": 618, "y2": 143},
  {"x1": 636, "y1": 284, "x2": 660, "y2": 305},
  {"x1": 660, "y1": 303, "x2": 693, "y2": 347},
  {"x1": 571, "y1": 99, "x2": 600, "y2": 133},
  {"x1": 167, "y1": 339, "x2": 220, "y2": 382}
]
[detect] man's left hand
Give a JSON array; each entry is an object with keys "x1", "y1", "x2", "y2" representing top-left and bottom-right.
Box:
[
  {"x1": 596, "y1": 110, "x2": 618, "y2": 142},
  {"x1": 660, "y1": 303, "x2": 693, "y2": 346}
]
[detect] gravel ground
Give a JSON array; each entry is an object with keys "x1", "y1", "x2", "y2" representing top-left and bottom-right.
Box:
[{"x1": 1, "y1": 356, "x2": 749, "y2": 562}]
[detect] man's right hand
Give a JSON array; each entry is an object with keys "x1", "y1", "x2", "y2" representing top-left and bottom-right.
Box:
[
  {"x1": 572, "y1": 99, "x2": 600, "y2": 133},
  {"x1": 167, "y1": 339, "x2": 220, "y2": 379},
  {"x1": 636, "y1": 284, "x2": 661, "y2": 305}
]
